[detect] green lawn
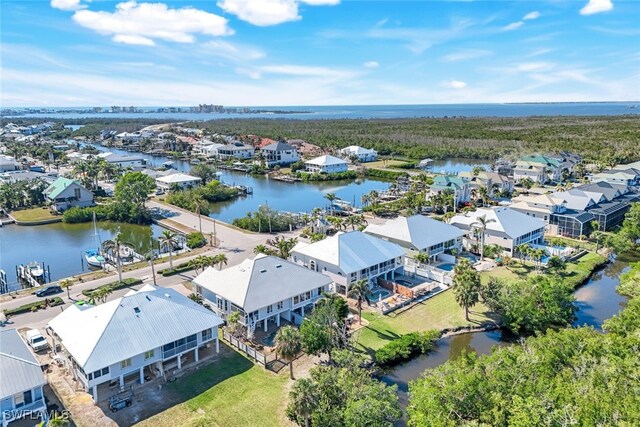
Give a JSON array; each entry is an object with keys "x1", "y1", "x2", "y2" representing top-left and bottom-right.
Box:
[
  {"x1": 364, "y1": 159, "x2": 411, "y2": 169},
  {"x1": 10, "y1": 207, "x2": 59, "y2": 223},
  {"x1": 355, "y1": 289, "x2": 492, "y2": 353},
  {"x1": 481, "y1": 252, "x2": 607, "y2": 289},
  {"x1": 138, "y1": 350, "x2": 290, "y2": 427}
]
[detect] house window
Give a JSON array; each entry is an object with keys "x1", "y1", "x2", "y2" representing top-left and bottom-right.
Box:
[
  {"x1": 74, "y1": 188, "x2": 81, "y2": 200},
  {"x1": 317, "y1": 286, "x2": 324, "y2": 296},
  {"x1": 267, "y1": 305, "x2": 273, "y2": 314},
  {"x1": 144, "y1": 350, "x2": 154, "y2": 360},
  {"x1": 202, "y1": 328, "x2": 213, "y2": 342},
  {"x1": 121, "y1": 358, "x2": 132, "y2": 369},
  {"x1": 277, "y1": 301, "x2": 284, "y2": 310},
  {"x1": 309, "y1": 260, "x2": 317, "y2": 271},
  {"x1": 91, "y1": 367, "x2": 109, "y2": 380}
]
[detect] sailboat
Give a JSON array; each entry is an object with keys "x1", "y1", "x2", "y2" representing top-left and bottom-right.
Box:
[{"x1": 85, "y1": 213, "x2": 105, "y2": 268}]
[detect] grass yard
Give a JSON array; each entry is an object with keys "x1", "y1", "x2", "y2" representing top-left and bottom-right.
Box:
[
  {"x1": 481, "y1": 251, "x2": 607, "y2": 289},
  {"x1": 137, "y1": 349, "x2": 290, "y2": 427},
  {"x1": 355, "y1": 289, "x2": 492, "y2": 353},
  {"x1": 363, "y1": 159, "x2": 412, "y2": 169},
  {"x1": 10, "y1": 207, "x2": 59, "y2": 223}
]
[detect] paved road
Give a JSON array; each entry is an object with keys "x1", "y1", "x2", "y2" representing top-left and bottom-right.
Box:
[{"x1": 1, "y1": 200, "x2": 298, "y2": 331}]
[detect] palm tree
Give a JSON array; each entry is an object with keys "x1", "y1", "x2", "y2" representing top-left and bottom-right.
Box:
[
  {"x1": 60, "y1": 278, "x2": 74, "y2": 299},
  {"x1": 346, "y1": 215, "x2": 360, "y2": 230},
  {"x1": 452, "y1": 259, "x2": 481, "y2": 321},
  {"x1": 347, "y1": 279, "x2": 370, "y2": 324},
  {"x1": 102, "y1": 232, "x2": 134, "y2": 283},
  {"x1": 254, "y1": 244, "x2": 276, "y2": 256},
  {"x1": 159, "y1": 230, "x2": 178, "y2": 270},
  {"x1": 145, "y1": 250, "x2": 157, "y2": 285},
  {"x1": 274, "y1": 325, "x2": 302, "y2": 380},
  {"x1": 413, "y1": 252, "x2": 430, "y2": 266},
  {"x1": 478, "y1": 186, "x2": 489, "y2": 207},
  {"x1": 193, "y1": 195, "x2": 207, "y2": 234},
  {"x1": 215, "y1": 253, "x2": 228, "y2": 270},
  {"x1": 266, "y1": 235, "x2": 298, "y2": 259},
  {"x1": 288, "y1": 378, "x2": 318, "y2": 427},
  {"x1": 515, "y1": 243, "x2": 530, "y2": 265},
  {"x1": 471, "y1": 215, "x2": 496, "y2": 261},
  {"x1": 324, "y1": 192, "x2": 337, "y2": 215}
]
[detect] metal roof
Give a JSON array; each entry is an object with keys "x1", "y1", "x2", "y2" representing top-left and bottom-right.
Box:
[
  {"x1": 47, "y1": 286, "x2": 223, "y2": 372},
  {"x1": 261, "y1": 141, "x2": 296, "y2": 152},
  {"x1": 450, "y1": 207, "x2": 545, "y2": 239},
  {"x1": 291, "y1": 231, "x2": 405, "y2": 274},
  {"x1": 305, "y1": 155, "x2": 348, "y2": 166},
  {"x1": 193, "y1": 255, "x2": 333, "y2": 313},
  {"x1": 0, "y1": 329, "x2": 46, "y2": 399},
  {"x1": 364, "y1": 215, "x2": 464, "y2": 251}
]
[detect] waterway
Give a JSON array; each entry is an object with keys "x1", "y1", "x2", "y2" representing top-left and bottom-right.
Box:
[
  {"x1": 5, "y1": 102, "x2": 639, "y2": 120},
  {"x1": 0, "y1": 221, "x2": 165, "y2": 291},
  {"x1": 383, "y1": 258, "x2": 630, "y2": 420}
]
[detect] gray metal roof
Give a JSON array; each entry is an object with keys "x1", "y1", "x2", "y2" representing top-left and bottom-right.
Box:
[
  {"x1": 0, "y1": 329, "x2": 46, "y2": 399},
  {"x1": 193, "y1": 255, "x2": 333, "y2": 313},
  {"x1": 364, "y1": 215, "x2": 464, "y2": 251},
  {"x1": 48, "y1": 285, "x2": 223, "y2": 372}
]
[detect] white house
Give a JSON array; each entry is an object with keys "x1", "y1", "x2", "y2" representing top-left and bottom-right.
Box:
[
  {"x1": 47, "y1": 285, "x2": 223, "y2": 403},
  {"x1": 216, "y1": 143, "x2": 255, "y2": 160},
  {"x1": 0, "y1": 329, "x2": 47, "y2": 427},
  {"x1": 364, "y1": 215, "x2": 464, "y2": 262},
  {"x1": 193, "y1": 255, "x2": 333, "y2": 336},
  {"x1": 43, "y1": 177, "x2": 94, "y2": 212},
  {"x1": 305, "y1": 155, "x2": 349, "y2": 174},
  {"x1": 450, "y1": 207, "x2": 546, "y2": 256},
  {"x1": 260, "y1": 141, "x2": 300, "y2": 167},
  {"x1": 97, "y1": 152, "x2": 147, "y2": 168},
  {"x1": 291, "y1": 231, "x2": 405, "y2": 294},
  {"x1": 0, "y1": 155, "x2": 20, "y2": 172},
  {"x1": 156, "y1": 173, "x2": 201, "y2": 190},
  {"x1": 340, "y1": 146, "x2": 378, "y2": 163}
]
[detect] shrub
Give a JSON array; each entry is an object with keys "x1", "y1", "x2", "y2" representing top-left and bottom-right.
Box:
[
  {"x1": 159, "y1": 261, "x2": 194, "y2": 276},
  {"x1": 81, "y1": 277, "x2": 143, "y2": 297},
  {"x1": 295, "y1": 170, "x2": 358, "y2": 182},
  {"x1": 364, "y1": 168, "x2": 408, "y2": 180},
  {"x1": 374, "y1": 330, "x2": 440, "y2": 367},
  {"x1": 186, "y1": 232, "x2": 206, "y2": 249},
  {"x1": 4, "y1": 297, "x2": 65, "y2": 317}
]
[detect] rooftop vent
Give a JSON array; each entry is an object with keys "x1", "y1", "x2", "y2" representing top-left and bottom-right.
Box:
[
  {"x1": 275, "y1": 264, "x2": 282, "y2": 268},
  {"x1": 133, "y1": 307, "x2": 140, "y2": 314},
  {"x1": 164, "y1": 293, "x2": 170, "y2": 298},
  {"x1": 260, "y1": 269, "x2": 267, "y2": 273},
  {"x1": 145, "y1": 295, "x2": 151, "y2": 301}
]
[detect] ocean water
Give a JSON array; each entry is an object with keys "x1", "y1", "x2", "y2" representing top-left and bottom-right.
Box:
[{"x1": 4, "y1": 102, "x2": 639, "y2": 120}]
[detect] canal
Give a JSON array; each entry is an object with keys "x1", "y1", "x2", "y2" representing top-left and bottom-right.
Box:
[
  {"x1": 383, "y1": 258, "x2": 630, "y2": 420},
  {"x1": 0, "y1": 221, "x2": 165, "y2": 290}
]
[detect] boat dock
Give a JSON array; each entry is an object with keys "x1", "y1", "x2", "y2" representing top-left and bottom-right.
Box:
[
  {"x1": 16, "y1": 262, "x2": 51, "y2": 288},
  {"x1": 0, "y1": 269, "x2": 8, "y2": 294}
]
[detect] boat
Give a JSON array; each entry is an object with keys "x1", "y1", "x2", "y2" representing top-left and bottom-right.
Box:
[
  {"x1": 84, "y1": 213, "x2": 105, "y2": 268},
  {"x1": 162, "y1": 161, "x2": 174, "y2": 169},
  {"x1": 26, "y1": 261, "x2": 44, "y2": 278},
  {"x1": 190, "y1": 159, "x2": 201, "y2": 165}
]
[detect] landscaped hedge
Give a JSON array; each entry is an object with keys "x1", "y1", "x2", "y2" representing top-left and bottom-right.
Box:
[
  {"x1": 159, "y1": 261, "x2": 194, "y2": 276},
  {"x1": 81, "y1": 277, "x2": 143, "y2": 297},
  {"x1": 186, "y1": 232, "x2": 206, "y2": 249},
  {"x1": 374, "y1": 330, "x2": 440, "y2": 367},
  {"x1": 296, "y1": 170, "x2": 359, "y2": 182},
  {"x1": 4, "y1": 297, "x2": 64, "y2": 317}
]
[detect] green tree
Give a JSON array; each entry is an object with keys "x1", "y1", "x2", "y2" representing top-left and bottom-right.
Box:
[
  {"x1": 546, "y1": 255, "x2": 566, "y2": 275},
  {"x1": 192, "y1": 194, "x2": 208, "y2": 234},
  {"x1": 324, "y1": 192, "x2": 337, "y2": 215},
  {"x1": 214, "y1": 253, "x2": 228, "y2": 270},
  {"x1": 287, "y1": 378, "x2": 318, "y2": 427},
  {"x1": 452, "y1": 258, "x2": 481, "y2": 321},
  {"x1": 159, "y1": 230, "x2": 178, "y2": 270},
  {"x1": 275, "y1": 325, "x2": 302, "y2": 380},
  {"x1": 114, "y1": 171, "x2": 155, "y2": 224},
  {"x1": 347, "y1": 279, "x2": 370, "y2": 325},
  {"x1": 227, "y1": 310, "x2": 243, "y2": 338},
  {"x1": 60, "y1": 278, "x2": 74, "y2": 299},
  {"x1": 266, "y1": 235, "x2": 298, "y2": 259},
  {"x1": 471, "y1": 215, "x2": 496, "y2": 261},
  {"x1": 190, "y1": 164, "x2": 216, "y2": 184},
  {"x1": 101, "y1": 232, "x2": 134, "y2": 283}
]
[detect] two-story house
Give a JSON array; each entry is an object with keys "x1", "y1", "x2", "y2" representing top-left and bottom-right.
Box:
[
  {"x1": 459, "y1": 170, "x2": 514, "y2": 196},
  {"x1": 43, "y1": 177, "x2": 94, "y2": 212},
  {"x1": 291, "y1": 231, "x2": 405, "y2": 295},
  {"x1": 259, "y1": 141, "x2": 300, "y2": 167},
  {"x1": 1, "y1": 329, "x2": 47, "y2": 427},
  {"x1": 429, "y1": 175, "x2": 471, "y2": 204},
  {"x1": 47, "y1": 285, "x2": 223, "y2": 403},
  {"x1": 339, "y1": 145, "x2": 378, "y2": 163},
  {"x1": 216, "y1": 143, "x2": 255, "y2": 160},
  {"x1": 193, "y1": 255, "x2": 333, "y2": 336},
  {"x1": 304, "y1": 155, "x2": 349, "y2": 174},
  {"x1": 450, "y1": 207, "x2": 546, "y2": 256}
]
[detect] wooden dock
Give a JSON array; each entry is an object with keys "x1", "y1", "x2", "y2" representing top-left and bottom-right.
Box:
[{"x1": 0, "y1": 269, "x2": 8, "y2": 294}]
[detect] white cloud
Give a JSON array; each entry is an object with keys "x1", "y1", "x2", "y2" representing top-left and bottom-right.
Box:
[
  {"x1": 442, "y1": 80, "x2": 467, "y2": 89},
  {"x1": 442, "y1": 49, "x2": 492, "y2": 62},
  {"x1": 217, "y1": 0, "x2": 338, "y2": 26},
  {"x1": 502, "y1": 21, "x2": 524, "y2": 31},
  {"x1": 50, "y1": 0, "x2": 85, "y2": 11},
  {"x1": 202, "y1": 40, "x2": 265, "y2": 61},
  {"x1": 523, "y1": 11, "x2": 540, "y2": 21},
  {"x1": 580, "y1": 0, "x2": 613, "y2": 15},
  {"x1": 363, "y1": 61, "x2": 379, "y2": 69},
  {"x1": 259, "y1": 64, "x2": 356, "y2": 78},
  {"x1": 72, "y1": 1, "x2": 232, "y2": 46},
  {"x1": 516, "y1": 62, "x2": 555, "y2": 72}
]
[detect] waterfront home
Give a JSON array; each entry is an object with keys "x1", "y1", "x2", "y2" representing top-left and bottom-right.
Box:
[
  {"x1": 260, "y1": 141, "x2": 300, "y2": 166},
  {"x1": 339, "y1": 145, "x2": 378, "y2": 163},
  {"x1": 304, "y1": 155, "x2": 349, "y2": 174},
  {"x1": 193, "y1": 255, "x2": 333, "y2": 336},
  {"x1": 156, "y1": 173, "x2": 201, "y2": 190},
  {"x1": 216, "y1": 143, "x2": 255, "y2": 160},
  {"x1": 591, "y1": 168, "x2": 640, "y2": 187},
  {"x1": 428, "y1": 175, "x2": 471, "y2": 204},
  {"x1": 364, "y1": 215, "x2": 464, "y2": 262},
  {"x1": 193, "y1": 141, "x2": 225, "y2": 158},
  {"x1": 44, "y1": 177, "x2": 94, "y2": 212},
  {"x1": 0, "y1": 329, "x2": 47, "y2": 427},
  {"x1": 450, "y1": 207, "x2": 546, "y2": 256},
  {"x1": 458, "y1": 170, "x2": 514, "y2": 196},
  {"x1": 513, "y1": 153, "x2": 578, "y2": 183},
  {"x1": 291, "y1": 231, "x2": 405, "y2": 294},
  {"x1": 47, "y1": 285, "x2": 223, "y2": 402},
  {"x1": 97, "y1": 152, "x2": 146, "y2": 168}
]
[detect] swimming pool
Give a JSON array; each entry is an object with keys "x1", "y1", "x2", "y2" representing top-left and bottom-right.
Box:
[
  {"x1": 370, "y1": 289, "x2": 391, "y2": 301},
  {"x1": 437, "y1": 263, "x2": 456, "y2": 272},
  {"x1": 261, "y1": 330, "x2": 277, "y2": 347}
]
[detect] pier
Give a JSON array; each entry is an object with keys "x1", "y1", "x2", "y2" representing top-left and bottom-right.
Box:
[
  {"x1": 16, "y1": 262, "x2": 51, "y2": 289},
  {"x1": 0, "y1": 269, "x2": 7, "y2": 294}
]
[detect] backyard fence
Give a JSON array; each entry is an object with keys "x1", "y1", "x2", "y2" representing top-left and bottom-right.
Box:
[{"x1": 222, "y1": 331, "x2": 268, "y2": 366}]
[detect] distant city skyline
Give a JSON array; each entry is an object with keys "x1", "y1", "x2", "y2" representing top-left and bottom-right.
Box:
[{"x1": 2, "y1": 0, "x2": 639, "y2": 107}]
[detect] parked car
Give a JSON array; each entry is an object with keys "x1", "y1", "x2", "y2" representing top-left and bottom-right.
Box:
[
  {"x1": 25, "y1": 329, "x2": 49, "y2": 352},
  {"x1": 155, "y1": 189, "x2": 165, "y2": 195},
  {"x1": 35, "y1": 285, "x2": 62, "y2": 298}
]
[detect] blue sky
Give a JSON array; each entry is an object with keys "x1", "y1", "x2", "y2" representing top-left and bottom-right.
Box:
[{"x1": 1, "y1": 0, "x2": 639, "y2": 106}]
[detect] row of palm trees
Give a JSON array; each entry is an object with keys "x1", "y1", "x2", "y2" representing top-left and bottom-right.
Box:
[
  {"x1": 72, "y1": 158, "x2": 126, "y2": 190},
  {"x1": 188, "y1": 254, "x2": 228, "y2": 273},
  {"x1": 514, "y1": 243, "x2": 548, "y2": 271}
]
